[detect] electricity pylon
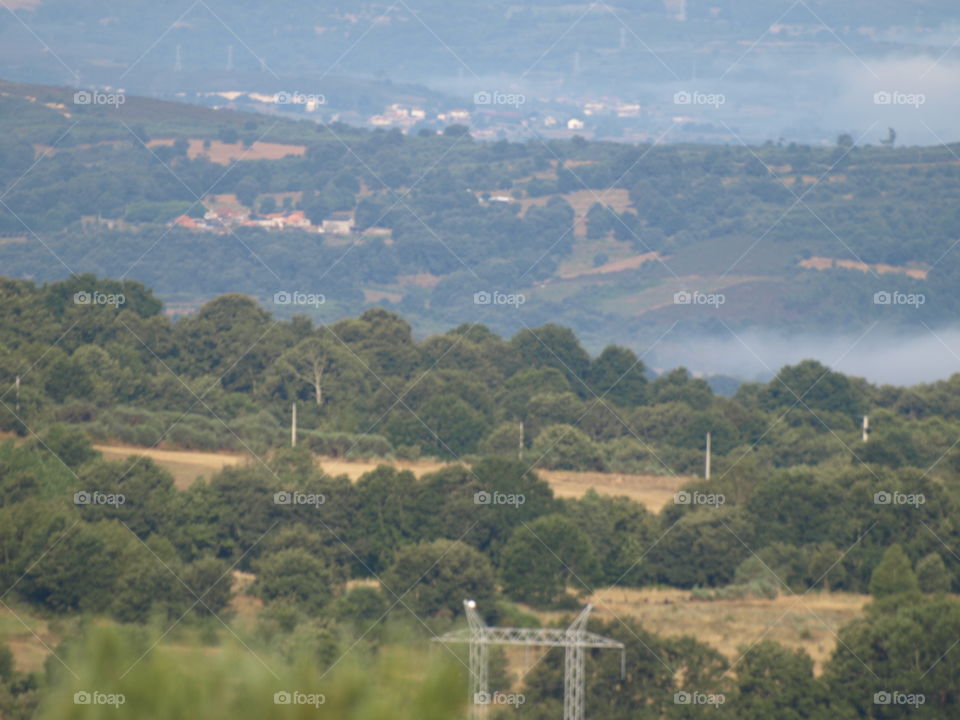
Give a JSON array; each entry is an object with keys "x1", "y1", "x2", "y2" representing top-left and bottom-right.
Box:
[{"x1": 436, "y1": 600, "x2": 625, "y2": 720}]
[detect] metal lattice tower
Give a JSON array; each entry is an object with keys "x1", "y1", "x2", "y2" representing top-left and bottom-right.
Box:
[{"x1": 436, "y1": 600, "x2": 625, "y2": 720}]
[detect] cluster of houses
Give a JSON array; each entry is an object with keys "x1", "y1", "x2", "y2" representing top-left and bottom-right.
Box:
[{"x1": 170, "y1": 208, "x2": 360, "y2": 236}]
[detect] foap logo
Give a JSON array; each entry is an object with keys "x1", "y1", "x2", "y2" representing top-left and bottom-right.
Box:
[
  {"x1": 74, "y1": 290, "x2": 125, "y2": 308},
  {"x1": 275, "y1": 91, "x2": 326, "y2": 107},
  {"x1": 674, "y1": 691, "x2": 725, "y2": 706},
  {"x1": 673, "y1": 90, "x2": 725, "y2": 108},
  {"x1": 874, "y1": 691, "x2": 925, "y2": 707},
  {"x1": 674, "y1": 490, "x2": 725, "y2": 507},
  {"x1": 473, "y1": 90, "x2": 526, "y2": 109},
  {"x1": 474, "y1": 691, "x2": 525, "y2": 707},
  {"x1": 874, "y1": 491, "x2": 925, "y2": 507},
  {"x1": 273, "y1": 691, "x2": 326, "y2": 707},
  {"x1": 873, "y1": 291, "x2": 925, "y2": 308},
  {"x1": 873, "y1": 91, "x2": 926, "y2": 108},
  {"x1": 474, "y1": 490, "x2": 525, "y2": 508},
  {"x1": 473, "y1": 290, "x2": 525, "y2": 308},
  {"x1": 273, "y1": 291, "x2": 325, "y2": 307},
  {"x1": 73, "y1": 90, "x2": 126, "y2": 108},
  {"x1": 274, "y1": 490, "x2": 325, "y2": 508},
  {"x1": 74, "y1": 691, "x2": 126, "y2": 707},
  {"x1": 674, "y1": 290, "x2": 725, "y2": 308},
  {"x1": 74, "y1": 491, "x2": 125, "y2": 507}
]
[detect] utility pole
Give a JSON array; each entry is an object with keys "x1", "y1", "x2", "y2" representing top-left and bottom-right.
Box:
[
  {"x1": 862, "y1": 415, "x2": 869, "y2": 443},
  {"x1": 705, "y1": 431, "x2": 711, "y2": 479},
  {"x1": 518, "y1": 420, "x2": 524, "y2": 461},
  {"x1": 291, "y1": 402, "x2": 297, "y2": 448},
  {"x1": 14, "y1": 375, "x2": 20, "y2": 413}
]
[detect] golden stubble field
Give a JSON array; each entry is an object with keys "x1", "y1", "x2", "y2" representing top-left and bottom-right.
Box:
[
  {"x1": 539, "y1": 588, "x2": 870, "y2": 675},
  {"x1": 93, "y1": 445, "x2": 690, "y2": 512}
]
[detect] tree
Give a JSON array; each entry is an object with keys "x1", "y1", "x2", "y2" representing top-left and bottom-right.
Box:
[
  {"x1": 511, "y1": 324, "x2": 591, "y2": 396},
  {"x1": 334, "y1": 586, "x2": 387, "y2": 629},
  {"x1": 916, "y1": 552, "x2": 951, "y2": 594},
  {"x1": 763, "y1": 360, "x2": 863, "y2": 417},
  {"x1": 443, "y1": 124, "x2": 471, "y2": 138},
  {"x1": 650, "y1": 507, "x2": 754, "y2": 587},
  {"x1": 173, "y1": 294, "x2": 275, "y2": 393},
  {"x1": 16, "y1": 516, "x2": 126, "y2": 612},
  {"x1": 270, "y1": 334, "x2": 354, "y2": 407},
  {"x1": 587, "y1": 345, "x2": 647, "y2": 406},
  {"x1": 217, "y1": 126, "x2": 239, "y2": 144},
  {"x1": 479, "y1": 422, "x2": 522, "y2": 458},
  {"x1": 110, "y1": 535, "x2": 183, "y2": 622},
  {"x1": 258, "y1": 196, "x2": 277, "y2": 215},
  {"x1": 253, "y1": 548, "x2": 342, "y2": 612},
  {"x1": 43, "y1": 356, "x2": 93, "y2": 400},
  {"x1": 825, "y1": 596, "x2": 960, "y2": 717},
  {"x1": 382, "y1": 539, "x2": 495, "y2": 618},
  {"x1": 351, "y1": 466, "x2": 425, "y2": 573},
  {"x1": 233, "y1": 176, "x2": 259, "y2": 208},
  {"x1": 566, "y1": 491, "x2": 656, "y2": 585},
  {"x1": 500, "y1": 514, "x2": 599, "y2": 606},
  {"x1": 869, "y1": 544, "x2": 919, "y2": 598},
  {"x1": 585, "y1": 202, "x2": 615, "y2": 239},
  {"x1": 181, "y1": 555, "x2": 234, "y2": 616},
  {"x1": 428, "y1": 458, "x2": 560, "y2": 558},
  {"x1": 419, "y1": 394, "x2": 488, "y2": 457},
  {"x1": 733, "y1": 641, "x2": 830, "y2": 720},
  {"x1": 530, "y1": 424, "x2": 605, "y2": 471},
  {"x1": 37, "y1": 424, "x2": 98, "y2": 469},
  {"x1": 77, "y1": 457, "x2": 178, "y2": 539}
]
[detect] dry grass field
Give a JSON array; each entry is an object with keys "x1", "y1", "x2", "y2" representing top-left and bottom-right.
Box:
[
  {"x1": 0, "y1": 607, "x2": 57, "y2": 673},
  {"x1": 94, "y1": 444, "x2": 247, "y2": 488},
  {"x1": 93, "y1": 444, "x2": 688, "y2": 512},
  {"x1": 147, "y1": 138, "x2": 307, "y2": 164},
  {"x1": 532, "y1": 587, "x2": 869, "y2": 675},
  {"x1": 799, "y1": 256, "x2": 929, "y2": 279}
]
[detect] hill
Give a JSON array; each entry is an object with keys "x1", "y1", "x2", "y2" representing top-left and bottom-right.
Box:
[{"x1": 1, "y1": 79, "x2": 959, "y2": 360}]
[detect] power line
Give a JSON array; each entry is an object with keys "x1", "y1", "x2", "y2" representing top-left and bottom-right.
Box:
[{"x1": 436, "y1": 600, "x2": 624, "y2": 720}]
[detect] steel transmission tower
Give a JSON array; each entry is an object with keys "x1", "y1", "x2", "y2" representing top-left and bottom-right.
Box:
[{"x1": 436, "y1": 600, "x2": 624, "y2": 720}]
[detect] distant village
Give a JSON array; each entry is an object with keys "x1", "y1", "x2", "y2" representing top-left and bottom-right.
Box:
[
  {"x1": 169, "y1": 204, "x2": 377, "y2": 238},
  {"x1": 182, "y1": 89, "x2": 730, "y2": 144}
]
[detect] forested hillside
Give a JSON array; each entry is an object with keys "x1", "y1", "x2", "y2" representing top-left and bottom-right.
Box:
[
  {"x1": 1, "y1": 81, "x2": 958, "y2": 350},
  {"x1": 2, "y1": 275, "x2": 960, "y2": 717}
]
